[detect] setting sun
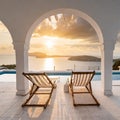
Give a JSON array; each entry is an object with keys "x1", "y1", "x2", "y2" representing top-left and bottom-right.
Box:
[
  {"x1": 43, "y1": 36, "x2": 57, "y2": 49},
  {"x1": 46, "y1": 40, "x2": 54, "y2": 48}
]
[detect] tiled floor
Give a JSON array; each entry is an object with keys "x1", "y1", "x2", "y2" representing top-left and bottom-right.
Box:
[{"x1": 0, "y1": 75, "x2": 120, "y2": 120}]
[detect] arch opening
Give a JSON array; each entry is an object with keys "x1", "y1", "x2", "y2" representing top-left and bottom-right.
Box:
[
  {"x1": 113, "y1": 32, "x2": 120, "y2": 71},
  {"x1": 26, "y1": 9, "x2": 103, "y2": 72},
  {"x1": 0, "y1": 21, "x2": 15, "y2": 64},
  {"x1": 0, "y1": 21, "x2": 16, "y2": 82}
]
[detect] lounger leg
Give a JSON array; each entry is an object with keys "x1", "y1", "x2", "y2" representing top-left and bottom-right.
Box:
[
  {"x1": 22, "y1": 86, "x2": 38, "y2": 107},
  {"x1": 87, "y1": 86, "x2": 100, "y2": 106},
  {"x1": 90, "y1": 93, "x2": 100, "y2": 106},
  {"x1": 70, "y1": 86, "x2": 76, "y2": 106},
  {"x1": 44, "y1": 87, "x2": 54, "y2": 109}
]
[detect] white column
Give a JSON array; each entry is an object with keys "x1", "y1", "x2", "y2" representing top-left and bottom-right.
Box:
[
  {"x1": 101, "y1": 44, "x2": 114, "y2": 96},
  {"x1": 14, "y1": 42, "x2": 29, "y2": 95}
]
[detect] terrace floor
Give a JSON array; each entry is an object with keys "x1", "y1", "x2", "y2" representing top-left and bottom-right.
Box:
[{"x1": 0, "y1": 74, "x2": 120, "y2": 120}]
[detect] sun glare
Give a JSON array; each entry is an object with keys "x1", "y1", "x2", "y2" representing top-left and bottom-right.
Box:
[
  {"x1": 46, "y1": 41, "x2": 54, "y2": 48},
  {"x1": 43, "y1": 36, "x2": 58, "y2": 49}
]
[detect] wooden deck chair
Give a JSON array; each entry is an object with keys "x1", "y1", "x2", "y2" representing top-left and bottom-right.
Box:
[
  {"x1": 69, "y1": 71, "x2": 100, "y2": 106},
  {"x1": 22, "y1": 72, "x2": 54, "y2": 109}
]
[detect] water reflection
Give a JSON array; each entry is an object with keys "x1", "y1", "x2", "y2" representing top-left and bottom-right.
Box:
[
  {"x1": 44, "y1": 58, "x2": 55, "y2": 70},
  {"x1": 29, "y1": 57, "x2": 101, "y2": 71}
]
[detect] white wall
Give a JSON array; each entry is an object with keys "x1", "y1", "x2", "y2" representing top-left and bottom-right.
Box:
[{"x1": 0, "y1": 0, "x2": 120, "y2": 95}]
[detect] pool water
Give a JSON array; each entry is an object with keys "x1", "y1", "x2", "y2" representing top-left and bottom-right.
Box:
[
  {"x1": 0, "y1": 70, "x2": 120, "y2": 81},
  {"x1": 93, "y1": 71, "x2": 120, "y2": 81},
  {"x1": 47, "y1": 71, "x2": 120, "y2": 81}
]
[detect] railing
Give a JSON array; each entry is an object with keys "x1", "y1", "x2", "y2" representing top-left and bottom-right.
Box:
[{"x1": 53, "y1": 65, "x2": 101, "y2": 71}]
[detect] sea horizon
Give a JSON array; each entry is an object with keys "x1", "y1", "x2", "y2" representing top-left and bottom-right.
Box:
[{"x1": 0, "y1": 54, "x2": 101, "y2": 71}]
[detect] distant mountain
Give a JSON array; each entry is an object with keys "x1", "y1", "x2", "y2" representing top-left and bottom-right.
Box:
[
  {"x1": 29, "y1": 52, "x2": 70, "y2": 58},
  {"x1": 68, "y1": 55, "x2": 101, "y2": 62},
  {"x1": 29, "y1": 52, "x2": 47, "y2": 58},
  {"x1": 0, "y1": 64, "x2": 16, "y2": 69},
  {"x1": 29, "y1": 52, "x2": 101, "y2": 61}
]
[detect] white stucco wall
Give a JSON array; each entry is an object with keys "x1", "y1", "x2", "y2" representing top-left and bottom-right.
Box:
[{"x1": 0, "y1": 0, "x2": 120, "y2": 95}]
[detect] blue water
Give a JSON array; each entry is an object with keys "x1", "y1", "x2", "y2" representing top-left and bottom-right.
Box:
[
  {"x1": 0, "y1": 70, "x2": 16, "y2": 75},
  {"x1": 93, "y1": 71, "x2": 120, "y2": 81},
  {"x1": 0, "y1": 70, "x2": 120, "y2": 81}
]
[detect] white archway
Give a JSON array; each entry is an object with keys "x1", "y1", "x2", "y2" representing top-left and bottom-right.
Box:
[
  {"x1": 23, "y1": 8, "x2": 107, "y2": 95},
  {"x1": 25, "y1": 8, "x2": 104, "y2": 47}
]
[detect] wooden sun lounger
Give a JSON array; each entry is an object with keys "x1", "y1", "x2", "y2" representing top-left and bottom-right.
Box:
[
  {"x1": 69, "y1": 71, "x2": 100, "y2": 106},
  {"x1": 22, "y1": 72, "x2": 54, "y2": 109}
]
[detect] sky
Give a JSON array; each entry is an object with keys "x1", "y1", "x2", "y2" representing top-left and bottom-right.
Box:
[
  {"x1": 29, "y1": 14, "x2": 101, "y2": 57},
  {"x1": 0, "y1": 14, "x2": 120, "y2": 57},
  {"x1": 0, "y1": 21, "x2": 14, "y2": 54}
]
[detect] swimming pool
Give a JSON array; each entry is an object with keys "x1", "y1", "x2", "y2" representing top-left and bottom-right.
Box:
[
  {"x1": 46, "y1": 71, "x2": 120, "y2": 81},
  {"x1": 92, "y1": 71, "x2": 120, "y2": 80},
  {"x1": 0, "y1": 69, "x2": 16, "y2": 75},
  {"x1": 0, "y1": 70, "x2": 120, "y2": 81}
]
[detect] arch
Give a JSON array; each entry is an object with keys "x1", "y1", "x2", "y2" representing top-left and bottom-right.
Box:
[{"x1": 25, "y1": 8, "x2": 104, "y2": 49}]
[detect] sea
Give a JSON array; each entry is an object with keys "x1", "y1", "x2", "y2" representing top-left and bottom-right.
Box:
[
  {"x1": 1, "y1": 55, "x2": 120, "y2": 81},
  {"x1": 0, "y1": 55, "x2": 101, "y2": 71}
]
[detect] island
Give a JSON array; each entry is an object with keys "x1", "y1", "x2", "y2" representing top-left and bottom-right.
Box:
[
  {"x1": 0, "y1": 53, "x2": 120, "y2": 70},
  {"x1": 29, "y1": 52, "x2": 101, "y2": 61},
  {"x1": 68, "y1": 55, "x2": 101, "y2": 62},
  {"x1": 0, "y1": 64, "x2": 16, "y2": 70},
  {"x1": 29, "y1": 52, "x2": 70, "y2": 58}
]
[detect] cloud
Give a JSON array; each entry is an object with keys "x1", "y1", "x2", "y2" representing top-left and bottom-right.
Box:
[
  {"x1": 0, "y1": 45, "x2": 14, "y2": 54},
  {"x1": 30, "y1": 43, "x2": 43, "y2": 48},
  {"x1": 33, "y1": 14, "x2": 98, "y2": 43}
]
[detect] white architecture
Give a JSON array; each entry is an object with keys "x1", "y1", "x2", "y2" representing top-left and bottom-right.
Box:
[{"x1": 0, "y1": 0, "x2": 120, "y2": 96}]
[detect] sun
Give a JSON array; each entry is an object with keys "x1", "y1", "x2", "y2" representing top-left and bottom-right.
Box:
[
  {"x1": 46, "y1": 41, "x2": 54, "y2": 48},
  {"x1": 43, "y1": 36, "x2": 57, "y2": 49}
]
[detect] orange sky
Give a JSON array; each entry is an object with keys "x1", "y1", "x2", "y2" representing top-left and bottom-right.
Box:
[
  {"x1": 0, "y1": 14, "x2": 120, "y2": 57},
  {"x1": 29, "y1": 14, "x2": 101, "y2": 56}
]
